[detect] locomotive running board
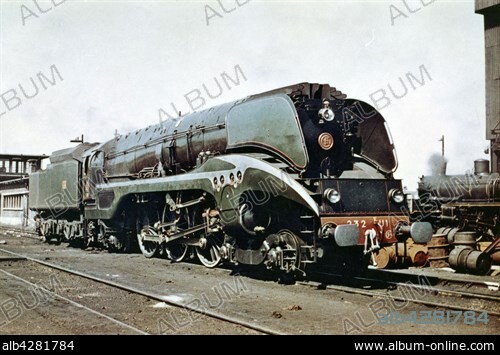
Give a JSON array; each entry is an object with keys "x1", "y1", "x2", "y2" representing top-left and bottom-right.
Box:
[{"x1": 87, "y1": 154, "x2": 319, "y2": 220}]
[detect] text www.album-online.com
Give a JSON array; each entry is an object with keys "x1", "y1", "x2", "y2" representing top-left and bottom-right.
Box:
[{"x1": 354, "y1": 341, "x2": 495, "y2": 351}]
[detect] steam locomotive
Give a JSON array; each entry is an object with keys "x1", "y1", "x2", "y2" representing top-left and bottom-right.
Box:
[
  {"x1": 416, "y1": 159, "x2": 500, "y2": 240},
  {"x1": 29, "y1": 83, "x2": 431, "y2": 276}
]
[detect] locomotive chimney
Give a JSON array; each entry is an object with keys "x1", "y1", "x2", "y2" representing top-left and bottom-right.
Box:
[
  {"x1": 438, "y1": 161, "x2": 447, "y2": 176},
  {"x1": 429, "y1": 154, "x2": 447, "y2": 176}
]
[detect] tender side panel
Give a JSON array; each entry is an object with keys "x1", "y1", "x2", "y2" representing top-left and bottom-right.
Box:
[
  {"x1": 28, "y1": 172, "x2": 41, "y2": 209},
  {"x1": 28, "y1": 160, "x2": 80, "y2": 212}
]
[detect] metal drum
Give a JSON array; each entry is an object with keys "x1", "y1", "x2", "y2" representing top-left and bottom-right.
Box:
[
  {"x1": 449, "y1": 247, "x2": 491, "y2": 275},
  {"x1": 373, "y1": 246, "x2": 395, "y2": 269},
  {"x1": 374, "y1": 243, "x2": 429, "y2": 269},
  {"x1": 436, "y1": 227, "x2": 459, "y2": 244},
  {"x1": 436, "y1": 227, "x2": 450, "y2": 235},
  {"x1": 453, "y1": 231, "x2": 477, "y2": 250},
  {"x1": 407, "y1": 244, "x2": 429, "y2": 267},
  {"x1": 426, "y1": 233, "x2": 449, "y2": 268},
  {"x1": 394, "y1": 242, "x2": 428, "y2": 267}
]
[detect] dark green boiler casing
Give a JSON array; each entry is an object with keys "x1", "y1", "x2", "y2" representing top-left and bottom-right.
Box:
[
  {"x1": 98, "y1": 82, "x2": 397, "y2": 182},
  {"x1": 99, "y1": 93, "x2": 310, "y2": 181}
]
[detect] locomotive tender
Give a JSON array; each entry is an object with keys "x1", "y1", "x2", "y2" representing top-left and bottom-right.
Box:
[{"x1": 29, "y1": 83, "x2": 432, "y2": 275}]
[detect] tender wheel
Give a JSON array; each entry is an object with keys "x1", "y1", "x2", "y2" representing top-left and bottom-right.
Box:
[
  {"x1": 196, "y1": 234, "x2": 224, "y2": 268},
  {"x1": 51, "y1": 233, "x2": 62, "y2": 245},
  {"x1": 39, "y1": 222, "x2": 49, "y2": 242},
  {"x1": 63, "y1": 224, "x2": 72, "y2": 242}
]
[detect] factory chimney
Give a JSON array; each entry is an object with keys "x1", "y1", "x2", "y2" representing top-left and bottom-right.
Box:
[{"x1": 475, "y1": 1, "x2": 500, "y2": 173}]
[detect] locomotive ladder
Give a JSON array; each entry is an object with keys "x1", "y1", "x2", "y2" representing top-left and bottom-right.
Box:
[{"x1": 299, "y1": 213, "x2": 317, "y2": 264}]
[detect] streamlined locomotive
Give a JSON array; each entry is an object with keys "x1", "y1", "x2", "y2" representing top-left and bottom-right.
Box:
[{"x1": 29, "y1": 83, "x2": 431, "y2": 276}]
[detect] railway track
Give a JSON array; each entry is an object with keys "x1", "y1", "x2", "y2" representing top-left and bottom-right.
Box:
[
  {"x1": 324, "y1": 272, "x2": 499, "y2": 302},
  {"x1": 221, "y1": 264, "x2": 500, "y2": 317},
  {"x1": 297, "y1": 272, "x2": 500, "y2": 317},
  {"x1": 1, "y1": 227, "x2": 499, "y2": 323},
  {"x1": 0, "y1": 227, "x2": 39, "y2": 240},
  {"x1": 0, "y1": 247, "x2": 282, "y2": 335},
  {"x1": 0, "y1": 266, "x2": 149, "y2": 335}
]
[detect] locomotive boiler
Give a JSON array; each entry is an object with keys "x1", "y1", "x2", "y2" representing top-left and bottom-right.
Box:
[{"x1": 29, "y1": 82, "x2": 431, "y2": 277}]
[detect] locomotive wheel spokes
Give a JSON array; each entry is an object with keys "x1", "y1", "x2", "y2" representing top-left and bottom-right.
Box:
[
  {"x1": 196, "y1": 234, "x2": 224, "y2": 268},
  {"x1": 137, "y1": 225, "x2": 159, "y2": 258},
  {"x1": 272, "y1": 230, "x2": 304, "y2": 284},
  {"x1": 163, "y1": 203, "x2": 189, "y2": 262},
  {"x1": 39, "y1": 222, "x2": 48, "y2": 242},
  {"x1": 165, "y1": 242, "x2": 189, "y2": 262},
  {"x1": 85, "y1": 220, "x2": 97, "y2": 248},
  {"x1": 97, "y1": 224, "x2": 107, "y2": 245},
  {"x1": 63, "y1": 224, "x2": 72, "y2": 241}
]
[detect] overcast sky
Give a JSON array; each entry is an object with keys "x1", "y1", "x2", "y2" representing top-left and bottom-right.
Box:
[{"x1": 0, "y1": 0, "x2": 487, "y2": 189}]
